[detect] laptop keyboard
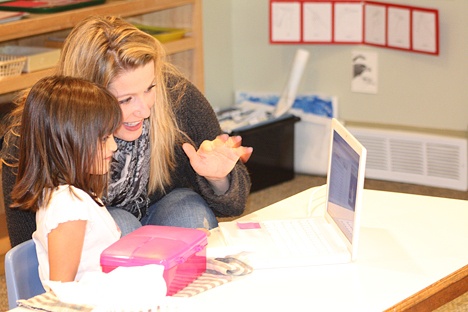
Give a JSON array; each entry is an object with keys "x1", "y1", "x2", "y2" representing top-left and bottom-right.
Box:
[{"x1": 261, "y1": 219, "x2": 335, "y2": 257}]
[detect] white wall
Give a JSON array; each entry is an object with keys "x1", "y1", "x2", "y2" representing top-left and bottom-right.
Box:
[
  {"x1": 203, "y1": 0, "x2": 468, "y2": 132},
  {"x1": 201, "y1": 0, "x2": 233, "y2": 108}
]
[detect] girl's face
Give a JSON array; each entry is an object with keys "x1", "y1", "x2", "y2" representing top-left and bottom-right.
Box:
[
  {"x1": 93, "y1": 134, "x2": 118, "y2": 175},
  {"x1": 108, "y1": 61, "x2": 156, "y2": 142}
]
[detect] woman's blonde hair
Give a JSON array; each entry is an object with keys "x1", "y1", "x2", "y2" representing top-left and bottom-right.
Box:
[{"x1": 54, "y1": 15, "x2": 185, "y2": 193}]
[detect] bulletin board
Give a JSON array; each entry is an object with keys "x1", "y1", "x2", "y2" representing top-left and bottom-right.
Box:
[{"x1": 269, "y1": 0, "x2": 439, "y2": 55}]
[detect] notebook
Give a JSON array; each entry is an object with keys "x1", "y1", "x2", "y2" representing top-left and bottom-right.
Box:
[{"x1": 218, "y1": 118, "x2": 367, "y2": 269}]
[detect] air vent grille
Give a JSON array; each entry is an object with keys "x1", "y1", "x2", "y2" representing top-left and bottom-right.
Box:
[{"x1": 348, "y1": 127, "x2": 467, "y2": 191}]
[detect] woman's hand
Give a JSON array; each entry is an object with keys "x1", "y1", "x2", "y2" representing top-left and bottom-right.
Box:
[{"x1": 182, "y1": 134, "x2": 253, "y2": 194}]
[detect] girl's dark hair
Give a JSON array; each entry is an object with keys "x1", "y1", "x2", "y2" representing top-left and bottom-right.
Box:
[{"x1": 11, "y1": 76, "x2": 122, "y2": 212}]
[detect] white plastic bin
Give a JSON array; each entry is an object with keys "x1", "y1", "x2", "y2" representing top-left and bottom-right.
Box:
[{"x1": 231, "y1": 91, "x2": 338, "y2": 176}]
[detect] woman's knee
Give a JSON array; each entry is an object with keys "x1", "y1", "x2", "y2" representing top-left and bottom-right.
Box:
[
  {"x1": 107, "y1": 207, "x2": 142, "y2": 236},
  {"x1": 144, "y1": 188, "x2": 218, "y2": 229}
]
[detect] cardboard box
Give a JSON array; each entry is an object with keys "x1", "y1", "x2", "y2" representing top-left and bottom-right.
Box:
[
  {"x1": 100, "y1": 225, "x2": 207, "y2": 296},
  {"x1": 0, "y1": 46, "x2": 61, "y2": 72},
  {"x1": 231, "y1": 114, "x2": 300, "y2": 192}
]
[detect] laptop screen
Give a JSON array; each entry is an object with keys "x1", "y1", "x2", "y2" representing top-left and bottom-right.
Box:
[{"x1": 326, "y1": 119, "x2": 366, "y2": 244}]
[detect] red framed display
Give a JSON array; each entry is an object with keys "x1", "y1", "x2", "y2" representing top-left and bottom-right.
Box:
[
  {"x1": 364, "y1": 1, "x2": 439, "y2": 55},
  {"x1": 269, "y1": 0, "x2": 439, "y2": 55}
]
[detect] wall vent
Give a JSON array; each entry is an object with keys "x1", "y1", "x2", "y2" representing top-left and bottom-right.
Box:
[{"x1": 347, "y1": 126, "x2": 467, "y2": 191}]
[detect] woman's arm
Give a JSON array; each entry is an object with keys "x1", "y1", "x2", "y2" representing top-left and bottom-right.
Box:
[
  {"x1": 169, "y1": 76, "x2": 252, "y2": 217},
  {"x1": 48, "y1": 220, "x2": 86, "y2": 282}
]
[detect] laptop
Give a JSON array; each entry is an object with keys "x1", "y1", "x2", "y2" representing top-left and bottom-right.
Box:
[{"x1": 218, "y1": 118, "x2": 367, "y2": 269}]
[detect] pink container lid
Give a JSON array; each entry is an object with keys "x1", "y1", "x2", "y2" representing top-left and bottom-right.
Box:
[{"x1": 100, "y1": 225, "x2": 207, "y2": 269}]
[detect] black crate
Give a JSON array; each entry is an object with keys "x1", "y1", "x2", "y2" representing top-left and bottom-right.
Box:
[{"x1": 231, "y1": 114, "x2": 300, "y2": 192}]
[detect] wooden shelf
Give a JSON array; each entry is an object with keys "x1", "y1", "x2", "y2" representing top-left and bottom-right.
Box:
[
  {"x1": 0, "y1": 69, "x2": 53, "y2": 94},
  {"x1": 0, "y1": 0, "x2": 194, "y2": 42},
  {"x1": 166, "y1": 37, "x2": 197, "y2": 54},
  {"x1": 0, "y1": 0, "x2": 204, "y2": 96},
  {"x1": 0, "y1": 37, "x2": 197, "y2": 95}
]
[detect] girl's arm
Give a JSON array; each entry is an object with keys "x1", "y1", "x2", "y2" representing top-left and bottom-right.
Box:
[{"x1": 47, "y1": 220, "x2": 87, "y2": 282}]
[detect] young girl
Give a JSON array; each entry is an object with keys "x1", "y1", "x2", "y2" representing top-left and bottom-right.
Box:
[{"x1": 10, "y1": 76, "x2": 122, "y2": 283}]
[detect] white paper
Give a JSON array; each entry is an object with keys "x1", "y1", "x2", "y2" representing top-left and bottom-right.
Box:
[
  {"x1": 218, "y1": 102, "x2": 272, "y2": 132},
  {"x1": 352, "y1": 50, "x2": 378, "y2": 94},
  {"x1": 364, "y1": 4, "x2": 386, "y2": 45},
  {"x1": 274, "y1": 49, "x2": 310, "y2": 118},
  {"x1": 388, "y1": 7, "x2": 410, "y2": 49},
  {"x1": 271, "y1": 2, "x2": 301, "y2": 42},
  {"x1": 303, "y1": 2, "x2": 332, "y2": 42},
  {"x1": 334, "y1": 3, "x2": 363, "y2": 42},
  {"x1": 412, "y1": 10, "x2": 437, "y2": 53}
]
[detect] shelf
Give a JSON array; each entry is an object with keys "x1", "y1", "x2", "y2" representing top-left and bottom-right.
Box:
[
  {"x1": 0, "y1": 0, "x2": 204, "y2": 95},
  {"x1": 0, "y1": 0, "x2": 195, "y2": 42},
  {"x1": 165, "y1": 37, "x2": 196, "y2": 54},
  {"x1": 0, "y1": 69, "x2": 53, "y2": 94},
  {"x1": 0, "y1": 37, "x2": 196, "y2": 95}
]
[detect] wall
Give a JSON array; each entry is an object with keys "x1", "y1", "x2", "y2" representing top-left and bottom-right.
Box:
[
  {"x1": 202, "y1": 0, "x2": 234, "y2": 108},
  {"x1": 203, "y1": 0, "x2": 468, "y2": 132}
]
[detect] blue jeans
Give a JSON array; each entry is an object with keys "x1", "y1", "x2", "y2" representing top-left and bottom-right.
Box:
[{"x1": 108, "y1": 188, "x2": 219, "y2": 236}]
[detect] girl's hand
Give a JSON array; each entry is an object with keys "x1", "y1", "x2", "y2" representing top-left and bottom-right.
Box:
[
  {"x1": 182, "y1": 134, "x2": 253, "y2": 194},
  {"x1": 196, "y1": 228, "x2": 211, "y2": 236}
]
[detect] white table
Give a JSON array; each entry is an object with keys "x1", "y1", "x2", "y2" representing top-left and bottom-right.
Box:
[
  {"x1": 189, "y1": 188, "x2": 468, "y2": 312},
  {"x1": 10, "y1": 188, "x2": 468, "y2": 311}
]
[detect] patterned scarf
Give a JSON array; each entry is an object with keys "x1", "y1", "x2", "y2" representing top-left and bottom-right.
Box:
[{"x1": 103, "y1": 119, "x2": 151, "y2": 220}]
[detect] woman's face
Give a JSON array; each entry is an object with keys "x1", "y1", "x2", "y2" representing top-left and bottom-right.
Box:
[{"x1": 108, "y1": 61, "x2": 156, "y2": 142}]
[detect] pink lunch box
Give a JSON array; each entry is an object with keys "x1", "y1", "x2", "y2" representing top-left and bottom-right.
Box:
[{"x1": 100, "y1": 225, "x2": 207, "y2": 296}]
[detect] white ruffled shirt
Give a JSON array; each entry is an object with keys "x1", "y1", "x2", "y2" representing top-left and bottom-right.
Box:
[{"x1": 33, "y1": 185, "x2": 121, "y2": 284}]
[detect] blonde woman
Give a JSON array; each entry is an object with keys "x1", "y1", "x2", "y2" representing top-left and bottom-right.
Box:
[{"x1": 2, "y1": 16, "x2": 252, "y2": 246}]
